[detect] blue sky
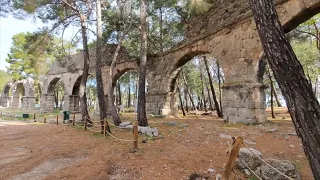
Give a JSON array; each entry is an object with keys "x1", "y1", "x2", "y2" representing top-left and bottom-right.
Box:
[
  {"x1": 0, "y1": 15, "x2": 96, "y2": 71},
  {"x1": 0, "y1": 16, "x2": 44, "y2": 70}
]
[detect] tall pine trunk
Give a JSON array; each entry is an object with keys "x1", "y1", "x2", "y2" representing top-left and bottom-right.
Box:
[
  {"x1": 96, "y1": 0, "x2": 110, "y2": 132},
  {"x1": 177, "y1": 86, "x2": 186, "y2": 116},
  {"x1": 137, "y1": 0, "x2": 148, "y2": 126},
  {"x1": 273, "y1": 82, "x2": 282, "y2": 107},
  {"x1": 182, "y1": 70, "x2": 197, "y2": 111},
  {"x1": 200, "y1": 67, "x2": 207, "y2": 112},
  {"x1": 117, "y1": 82, "x2": 122, "y2": 106},
  {"x1": 184, "y1": 88, "x2": 189, "y2": 112},
  {"x1": 127, "y1": 82, "x2": 131, "y2": 107},
  {"x1": 217, "y1": 62, "x2": 222, "y2": 113},
  {"x1": 249, "y1": 0, "x2": 320, "y2": 177},
  {"x1": 206, "y1": 84, "x2": 214, "y2": 111},
  {"x1": 267, "y1": 66, "x2": 276, "y2": 118},
  {"x1": 203, "y1": 56, "x2": 222, "y2": 117},
  {"x1": 79, "y1": 14, "x2": 91, "y2": 124}
]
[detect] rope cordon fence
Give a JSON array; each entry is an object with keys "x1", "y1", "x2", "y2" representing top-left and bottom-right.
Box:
[{"x1": 222, "y1": 136, "x2": 295, "y2": 180}]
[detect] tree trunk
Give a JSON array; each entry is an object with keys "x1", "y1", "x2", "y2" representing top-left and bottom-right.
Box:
[
  {"x1": 203, "y1": 56, "x2": 222, "y2": 117},
  {"x1": 206, "y1": 84, "x2": 214, "y2": 111},
  {"x1": 267, "y1": 65, "x2": 276, "y2": 118},
  {"x1": 182, "y1": 70, "x2": 197, "y2": 111},
  {"x1": 249, "y1": 0, "x2": 320, "y2": 177},
  {"x1": 217, "y1": 62, "x2": 222, "y2": 113},
  {"x1": 96, "y1": 0, "x2": 110, "y2": 132},
  {"x1": 137, "y1": 0, "x2": 148, "y2": 126},
  {"x1": 159, "y1": 7, "x2": 163, "y2": 53},
  {"x1": 127, "y1": 82, "x2": 131, "y2": 107},
  {"x1": 272, "y1": 81, "x2": 282, "y2": 107},
  {"x1": 184, "y1": 88, "x2": 189, "y2": 112},
  {"x1": 117, "y1": 82, "x2": 122, "y2": 106},
  {"x1": 177, "y1": 86, "x2": 186, "y2": 116},
  {"x1": 200, "y1": 68, "x2": 207, "y2": 112},
  {"x1": 79, "y1": 14, "x2": 91, "y2": 124},
  {"x1": 54, "y1": 89, "x2": 58, "y2": 109}
]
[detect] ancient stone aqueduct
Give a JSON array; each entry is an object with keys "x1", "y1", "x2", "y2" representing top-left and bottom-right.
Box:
[{"x1": 1, "y1": 0, "x2": 320, "y2": 123}]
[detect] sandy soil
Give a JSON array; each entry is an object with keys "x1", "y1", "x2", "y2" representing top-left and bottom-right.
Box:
[{"x1": 0, "y1": 107, "x2": 314, "y2": 180}]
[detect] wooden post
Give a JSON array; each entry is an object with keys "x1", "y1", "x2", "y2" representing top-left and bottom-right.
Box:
[
  {"x1": 72, "y1": 113, "x2": 75, "y2": 126},
  {"x1": 44, "y1": 114, "x2": 47, "y2": 123},
  {"x1": 222, "y1": 137, "x2": 243, "y2": 180},
  {"x1": 33, "y1": 113, "x2": 36, "y2": 120},
  {"x1": 103, "y1": 118, "x2": 106, "y2": 137},
  {"x1": 56, "y1": 115, "x2": 59, "y2": 125},
  {"x1": 133, "y1": 123, "x2": 138, "y2": 149},
  {"x1": 84, "y1": 116, "x2": 87, "y2": 130}
]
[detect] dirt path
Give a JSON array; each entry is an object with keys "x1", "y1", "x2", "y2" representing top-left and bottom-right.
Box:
[{"x1": 0, "y1": 111, "x2": 313, "y2": 180}]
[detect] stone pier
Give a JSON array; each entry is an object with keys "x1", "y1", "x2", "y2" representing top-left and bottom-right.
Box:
[
  {"x1": 222, "y1": 83, "x2": 266, "y2": 123},
  {"x1": 40, "y1": 94, "x2": 55, "y2": 112},
  {"x1": 146, "y1": 92, "x2": 178, "y2": 116},
  {"x1": 21, "y1": 96, "x2": 36, "y2": 110}
]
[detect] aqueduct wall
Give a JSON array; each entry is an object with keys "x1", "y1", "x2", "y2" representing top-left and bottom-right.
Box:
[{"x1": 2, "y1": 0, "x2": 319, "y2": 123}]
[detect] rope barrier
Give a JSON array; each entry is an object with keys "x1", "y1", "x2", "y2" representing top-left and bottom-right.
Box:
[
  {"x1": 238, "y1": 156, "x2": 263, "y2": 180},
  {"x1": 86, "y1": 127, "x2": 101, "y2": 133},
  {"x1": 105, "y1": 130, "x2": 135, "y2": 142},
  {"x1": 242, "y1": 142, "x2": 294, "y2": 180},
  {"x1": 106, "y1": 119, "x2": 117, "y2": 127}
]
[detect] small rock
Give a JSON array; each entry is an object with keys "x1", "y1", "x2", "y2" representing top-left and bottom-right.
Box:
[
  {"x1": 163, "y1": 121, "x2": 177, "y2": 126},
  {"x1": 244, "y1": 169, "x2": 251, "y2": 176},
  {"x1": 179, "y1": 123, "x2": 189, "y2": 128},
  {"x1": 289, "y1": 144, "x2": 294, "y2": 148},
  {"x1": 265, "y1": 128, "x2": 278, "y2": 133},
  {"x1": 207, "y1": 168, "x2": 215, "y2": 174},
  {"x1": 215, "y1": 173, "x2": 222, "y2": 180},
  {"x1": 219, "y1": 134, "x2": 232, "y2": 139},
  {"x1": 119, "y1": 121, "x2": 132, "y2": 127},
  {"x1": 142, "y1": 139, "x2": 147, "y2": 143}
]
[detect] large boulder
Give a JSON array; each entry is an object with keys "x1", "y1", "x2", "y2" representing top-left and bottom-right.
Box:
[
  {"x1": 138, "y1": 126, "x2": 159, "y2": 137},
  {"x1": 236, "y1": 148, "x2": 262, "y2": 170},
  {"x1": 257, "y1": 159, "x2": 301, "y2": 180}
]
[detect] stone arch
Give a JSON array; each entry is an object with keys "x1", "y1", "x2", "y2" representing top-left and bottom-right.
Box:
[
  {"x1": 0, "y1": 82, "x2": 13, "y2": 107},
  {"x1": 112, "y1": 62, "x2": 139, "y2": 88},
  {"x1": 101, "y1": 61, "x2": 139, "y2": 95}
]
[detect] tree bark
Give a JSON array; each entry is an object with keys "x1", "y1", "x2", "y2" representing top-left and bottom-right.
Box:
[
  {"x1": 203, "y1": 56, "x2": 222, "y2": 117},
  {"x1": 159, "y1": 7, "x2": 163, "y2": 53},
  {"x1": 249, "y1": 0, "x2": 320, "y2": 178},
  {"x1": 127, "y1": 81, "x2": 131, "y2": 107},
  {"x1": 184, "y1": 88, "x2": 189, "y2": 112},
  {"x1": 217, "y1": 62, "x2": 222, "y2": 114},
  {"x1": 182, "y1": 70, "x2": 197, "y2": 111},
  {"x1": 137, "y1": 0, "x2": 148, "y2": 126},
  {"x1": 177, "y1": 86, "x2": 186, "y2": 116},
  {"x1": 272, "y1": 81, "x2": 282, "y2": 107},
  {"x1": 267, "y1": 66, "x2": 276, "y2": 118},
  {"x1": 206, "y1": 84, "x2": 214, "y2": 111},
  {"x1": 117, "y1": 82, "x2": 121, "y2": 106},
  {"x1": 79, "y1": 14, "x2": 91, "y2": 124},
  {"x1": 200, "y1": 67, "x2": 207, "y2": 112},
  {"x1": 96, "y1": 0, "x2": 110, "y2": 132}
]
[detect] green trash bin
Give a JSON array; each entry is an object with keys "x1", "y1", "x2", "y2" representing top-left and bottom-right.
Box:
[
  {"x1": 22, "y1": 114, "x2": 29, "y2": 118},
  {"x1": 63, "y1": 111, "x2": 70, "y2": 120}
]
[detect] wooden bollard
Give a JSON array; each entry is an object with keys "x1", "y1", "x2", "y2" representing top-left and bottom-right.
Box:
[
  {"x1": 84, "y1": 116, "x2": 87, "y2": 130},
  {"x1": 33, "y1": 113, "x2": 36, "y2": 120},
  {"x1": 103, "y1": 118, "x2": 106, "y2": 137},
  {"x1": 72, "y1": 113, "x2": 75, "y2": 126},
  {"x1": 44, "y1": 114, "x2": 47, "y2": 123},
  {"x1": 222, "y1": 137, "x2": 243, "y2": 180},
  {"x1": 56, "y1": 115, "x2": 59, "y2": 125},
  {"x1": 133, "y1": 123, "x2": 138, "y2": 149}
]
